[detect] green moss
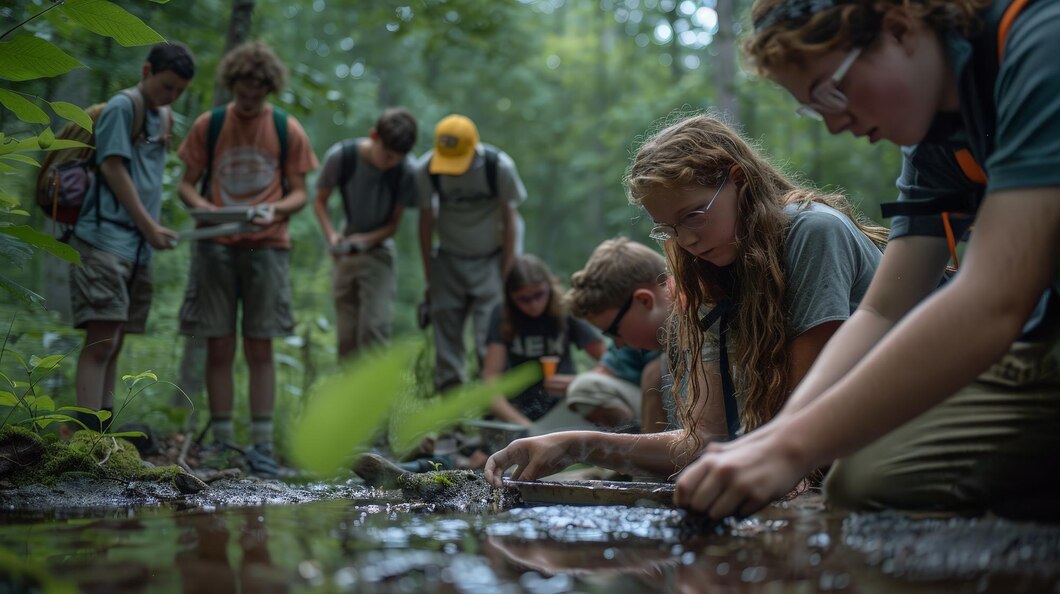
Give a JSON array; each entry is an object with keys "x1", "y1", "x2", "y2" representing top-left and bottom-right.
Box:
[
  {"x1": 0, "y1": 424, "x2": 44, "y2": 446},
  {"x1": 5, "y1": 428, "x2": 188, "y2": 488}
]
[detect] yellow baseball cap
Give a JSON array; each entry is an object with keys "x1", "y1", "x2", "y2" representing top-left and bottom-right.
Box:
[{"x1": 429, "y1": 114, "x2": 479, "y2": 175}]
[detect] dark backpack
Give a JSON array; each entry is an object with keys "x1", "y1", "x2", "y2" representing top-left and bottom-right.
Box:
[
  {"x1": 335, "y1": 139, "x2": 408, "y2": 223},
  {"x1": 35, "y1": 87, "x2": 169, "y2": 228},
  {"x1": 428, "y1": 146, "x2": 499, "y2": 202},
  {"x1": 199, "y1": 104, "x2": 289, "y2": 196}
]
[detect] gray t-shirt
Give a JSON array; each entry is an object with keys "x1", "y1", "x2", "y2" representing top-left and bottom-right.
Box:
[
  {"x1": 315, "y1": 138, "x2": 417, "y2": 238},
  {"x1": 702, "y1": 201, "x2": 883, "y2": 359},
  {"x1": 74, "y1": 92, "x2": 166, "y2": 264},
  {"x1": 415, "y1": 143, "x2": 527, "y2": 257}
]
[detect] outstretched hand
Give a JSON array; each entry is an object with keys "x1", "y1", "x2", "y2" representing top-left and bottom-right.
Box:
[
  {"x1": 483, "y1": 434, "x2": 582, "y2": 488},
  {"x1": 673, "y1": 420, "x2": 811, "y2": 519}
]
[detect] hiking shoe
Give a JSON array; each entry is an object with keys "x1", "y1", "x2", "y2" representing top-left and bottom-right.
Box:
[
  {"x1": 245, "y1": 444, "x2": 293, "y2": 479},
  {"x1": 197, "y1": 441, "x2": 246, "y2": 472}
]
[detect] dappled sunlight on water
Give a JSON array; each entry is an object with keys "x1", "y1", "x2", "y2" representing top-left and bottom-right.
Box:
[{"x1": 0, "y1": 494, "x2": 1058, "y2": 593}]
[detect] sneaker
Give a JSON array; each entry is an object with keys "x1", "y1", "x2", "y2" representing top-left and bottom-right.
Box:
[{"x1": 245, "y1": 444, "x2": 293, "y2": 479}]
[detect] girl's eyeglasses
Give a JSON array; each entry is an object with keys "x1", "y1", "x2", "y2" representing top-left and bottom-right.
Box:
[
  {"x1": 648, "y1": 175, "x2": 728, "y2": 242},
  {"x1": 796, "y1": 47, "x2": 862, "y2": 120},
  {"x1": 513, "y1": 288, "x2": 549, "y2": 305}
]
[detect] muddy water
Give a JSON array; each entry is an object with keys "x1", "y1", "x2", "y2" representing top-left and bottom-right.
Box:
[{"x1": 1, "y1": 490, "x2": 1058, "y2": 593}]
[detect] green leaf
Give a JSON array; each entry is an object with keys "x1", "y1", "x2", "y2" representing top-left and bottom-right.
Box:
[
  {"x1": 48, "y1": 100, "x2": 93, "y2": 132},
  {"x1": 0, "y1": 370, "x2": 11, "y2": 388},
  {"x1": 107, "y1": 431, "x2": 147, "y2": 439},
  {"x1": 0, "y1": 136, "x2": 90, "y2": 156},
  {"x1": 8, "y1": 210, "x2": 29, "y2": 217},
  {"x1": 0, "y1": 226, "x2": 80, "y2": 265},
  {"x1": 389, "y1": 362, "x2": 541, "y2": 455},
  {"x1": 121, "y1": 371, "x2": 158, "y2": 383},
  {"x1": 37, "y1": 127, "x2": 55, "y2": 149},
  {"x1": 0, "y1": 390, "x2": 18, "y2": 406},
  {"x1": 0, "y1": 88, "x2": 50, "y2": 125},
  {"x1": 31, "y1": 395, "x2": 55, "y2": 412},
  {"x1": 0, "y1": 186, "x2": 18, "y2": 207},
  {"x1": 0, "y1": 37, "x2": 84, "y2": 82},
  {"x1": 61, "y1": 0, "x2": 166, "y2": 47},
  {"x1": 28, "y1": 413, "x2": 83, "y2": 430},
  {"x1": 57, "y1": 406, "x2": 111, "y2": 423},
  {"x1": 30, "y1": 354, "x2": 63, "y2": 371},
  {"x1": 0, "y1": 272, "x2": 43, "y2": 306},
  {"x1": 290, "y1": 342, "x2": 420, "y2": 475},
  {"x1": 0, "y1": 154, "x2": 41, "y2": 167}
]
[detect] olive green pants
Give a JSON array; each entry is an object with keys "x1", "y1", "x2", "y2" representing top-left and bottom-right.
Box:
[{"x1": 825, "y1": 338, "x2": 1060, "y2": 519}]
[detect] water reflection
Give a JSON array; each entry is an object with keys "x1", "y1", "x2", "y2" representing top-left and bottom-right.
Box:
[{"x1": 0, "y1": 496, "x2": 1056, "y2": 593}]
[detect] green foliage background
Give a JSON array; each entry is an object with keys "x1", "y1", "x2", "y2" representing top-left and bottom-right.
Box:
[{"x1": 0, "y1": 0, "x2": 902, "y2": 453}]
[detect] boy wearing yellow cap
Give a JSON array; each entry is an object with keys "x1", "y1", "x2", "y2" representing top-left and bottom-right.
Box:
[{"x1": 415, "y1": 114, "x2": 528, "y2": 391}]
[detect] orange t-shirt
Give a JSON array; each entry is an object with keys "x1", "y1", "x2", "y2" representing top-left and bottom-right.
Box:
[{"x1": 179, "y1": 103, "x2": 319, "y2": 248}]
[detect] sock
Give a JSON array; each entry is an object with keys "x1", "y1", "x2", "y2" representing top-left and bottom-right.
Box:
[
  {"x1": 211, "y1": 416, "x2": 234, "y2": 445},
  {"x1": 250, "y1": 416, "x2": 273, "y2": 450}
]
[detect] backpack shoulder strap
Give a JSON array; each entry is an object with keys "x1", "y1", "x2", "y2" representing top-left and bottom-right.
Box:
[
  {"x1": 338, "y1": 139, "x2": 358, "y2": 193},
  {"x1": 484, "y1": 146, "x2": 500, "y2": 198},
  {"x1": 200, "y1": 105, "x2": 227, "y2": 196},
  {"x1": 428, "y1": 156, "x2": 444, "y2": 203},
  {"x1": 272, "y1": 106, "x2": 289, "y2": 193},
  {"x1": 118, "y1": 87, "x2": 146, "y2": 144}
]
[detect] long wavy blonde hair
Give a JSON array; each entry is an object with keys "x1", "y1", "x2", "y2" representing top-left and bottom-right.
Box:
[
  {"x1": 743, "y1": 0, "x2": 989, "y2": 75},
  {"x1": 626, "y1": 114, "x2": 887, "y2": 454}
]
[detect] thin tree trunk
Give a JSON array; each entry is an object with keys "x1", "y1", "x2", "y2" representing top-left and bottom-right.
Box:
[
  {"x1": 714, "y1": 0, "x2": 740, "y2": 125},
  {"x1": 211, "y1": 0, "x2": 256, "y2": 106}
]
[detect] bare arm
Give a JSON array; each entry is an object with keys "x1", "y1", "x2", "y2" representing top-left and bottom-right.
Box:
[
  {"x1": 100, "y1": 156, "x2": 177, "y2": 250},
  {"x1": 783, "y1": 189, "x2": 1058, "y2": 467},
  {"x1": 177, "y1": 162, "x2": 216, "y2": 211},
  {"x1": 272, "y1": 172, "x2": 308, "y2": 217},
  {"x1": 312, "y1": 186, "x2": 340, "y2": 246}
]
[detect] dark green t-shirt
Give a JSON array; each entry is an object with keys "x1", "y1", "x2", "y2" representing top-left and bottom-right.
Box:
[{"x1": 890, "y1": 0, "x2": 1060, "y2": 337}]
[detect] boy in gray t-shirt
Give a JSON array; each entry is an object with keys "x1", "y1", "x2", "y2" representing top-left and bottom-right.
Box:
[
  {"x1": 69, "y1": 42, "x2": 195, "y2": 430},
  {"x1": 415, "y1": 114, "x2": 527, "y2": 391},
  {"x1": 313, "y1": 108, "x2": 418, "y2": 359}
]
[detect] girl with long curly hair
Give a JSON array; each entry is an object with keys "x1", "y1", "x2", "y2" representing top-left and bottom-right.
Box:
[
  {"x1": 675, "y1": 0, "x2": 1060, "y2": 521},
  {"x1": 483, "y1": 114, "x2": 886, "y2": 486}
]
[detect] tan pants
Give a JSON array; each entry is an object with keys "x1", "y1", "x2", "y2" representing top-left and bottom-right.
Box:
[
  {"x1": 826, "y1": 337, "x2": 1060, "y2": 519},
  {"x1": 566, "y1": 371, "x2": 642, "y2": 424},
  {"x1": 332, "y1": 246, "x2": 396, "y2": 359}
]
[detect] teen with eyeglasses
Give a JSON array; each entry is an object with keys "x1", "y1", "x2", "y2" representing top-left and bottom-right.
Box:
[
  {"x1": 483, "y1": 255, "x2": 606, "y2": 428},
  {"x1": 672, "y1": 0, "x2": 1060, "y2": 521},
  {"x1": 484, "y1": 116, "x2": 886, "y2": 487}
]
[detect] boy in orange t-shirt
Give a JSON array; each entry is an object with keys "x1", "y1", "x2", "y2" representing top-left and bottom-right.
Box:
[{"x1": 176, "y1": 41, "x2": 319, "y2": 476}]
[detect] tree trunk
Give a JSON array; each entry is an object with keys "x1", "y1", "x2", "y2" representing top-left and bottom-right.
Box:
[
  {"x1": 211, "y1": 0, "x2": 256, "y2": 106},
  {"x1": 714, "y1": 0, "x2": 740, "y2": 125}
]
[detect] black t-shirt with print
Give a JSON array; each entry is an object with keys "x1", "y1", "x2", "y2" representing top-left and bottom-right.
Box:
[{"x1": 486, "y1": 304, "x2": 601, "y2": 420}]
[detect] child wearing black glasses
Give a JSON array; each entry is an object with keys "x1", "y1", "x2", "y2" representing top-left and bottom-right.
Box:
[{"x1": 484, "y1": 254, "x2": 606, "y2": 427}]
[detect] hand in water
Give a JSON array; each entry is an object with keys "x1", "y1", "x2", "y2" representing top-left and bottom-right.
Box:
[
  {"x1": 673, "y1": 419, "x2": 809, "y2": 519},
  {"x1": 484, "y1": 433, "x2": 582, "y2": 488}
]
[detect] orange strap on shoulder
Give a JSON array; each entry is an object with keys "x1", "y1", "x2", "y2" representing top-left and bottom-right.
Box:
[
  {"x1": 941, "y1": 212, "x2": 960, "y2": 271},
  {"x1": 998, "y1": 0, "x2": 1033, "y2": 61},
  {"x1": 954, "y1": 149, "x2": 988, "y2": 185}
]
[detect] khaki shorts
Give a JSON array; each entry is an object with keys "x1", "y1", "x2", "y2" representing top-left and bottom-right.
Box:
[
  {"x1": 566, "y1": 371, "x2": 642, "y2": 421},
  {"x1": 179, "y1": 241, "x2": 294, "y2": 339},
  {"x1": 69, "y1": 236, "x2": 152, "y2": 333}
]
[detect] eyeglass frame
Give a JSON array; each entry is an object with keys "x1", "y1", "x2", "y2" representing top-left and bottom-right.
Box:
[
  {"x1": 795, "y1": 47, "x2": 862, "y2": 121},
  {"x1": 648, "y1": 173, "x2": 729, "y2": 242},
  {"x1": 603, "y1": 294, "x2": 634, "y2": 339}
]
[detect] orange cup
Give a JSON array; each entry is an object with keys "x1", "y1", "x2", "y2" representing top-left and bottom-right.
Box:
[{"x1": 539, "y1": 356, "x2": 559, "y2": 379}]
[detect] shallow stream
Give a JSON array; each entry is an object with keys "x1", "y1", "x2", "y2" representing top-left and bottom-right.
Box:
[{"x1": 2, "y1": 483, "x2": 1058, "y2": 593}]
